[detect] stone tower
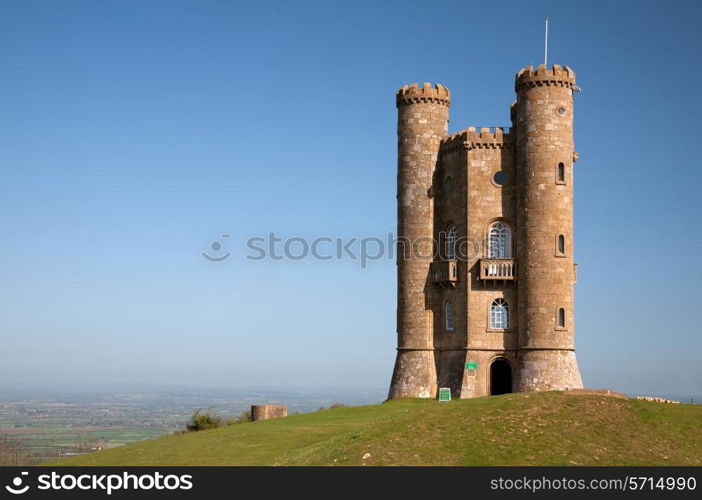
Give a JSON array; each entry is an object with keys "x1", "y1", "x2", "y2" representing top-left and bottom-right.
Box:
[
  {"x1": 389, "y1": 65, "x2": 583, "y2": 399},
  {"x1": 514, "y1": 65, "x2": 583, "y2": 392},
  {"x1": 388, "y1": 83, "x2": 450, "y2": 398}
]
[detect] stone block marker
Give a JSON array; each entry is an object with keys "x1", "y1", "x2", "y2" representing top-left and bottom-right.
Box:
[{"x1": 251, "y1": 404, "x2": 288, "y2": 421}]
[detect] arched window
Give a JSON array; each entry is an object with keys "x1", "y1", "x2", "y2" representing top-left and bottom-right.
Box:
[
  {"x1": 557, "y1": 234, "x2": 565, "y2": 255},
  {"x1": 445, "y1": 301, "x2": 454, "y2": 331},
  {"x1": 490, "y1": 298, "x2": 509, "y2": 329},
  {"x1": 557, "y1": 308, "x2": 566, "y2": 328},
  {"x1": 488, "y1": 222, "x2": 512, "y2": 258},
  {"x1": 446, "y1": 225, "x2": 457, "y2": 260}
]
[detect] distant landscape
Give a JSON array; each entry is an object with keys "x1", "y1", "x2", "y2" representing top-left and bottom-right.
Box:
[
  {"x1": 1, "y1": 383, "x2": 698, "y2": 465},
  {"x1": 0, "y1": 384, "x2": 386, "y2": 464}
]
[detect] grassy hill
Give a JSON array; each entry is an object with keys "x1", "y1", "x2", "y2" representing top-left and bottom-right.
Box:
[{"x1": 52, "y1": 392, "x2": 701, "y2": 466}]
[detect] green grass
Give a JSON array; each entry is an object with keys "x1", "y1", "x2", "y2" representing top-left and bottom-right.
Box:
[{"x1": 50, "y1": 392, "x2": 702, "y2": 466}]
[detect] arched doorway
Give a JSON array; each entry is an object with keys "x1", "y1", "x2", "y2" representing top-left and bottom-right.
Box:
[{"x1": 490, "y1": 358, "x2": 512, "y2": 395}]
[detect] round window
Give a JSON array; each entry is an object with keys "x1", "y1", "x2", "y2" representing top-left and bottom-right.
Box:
[
  {"x1": 493, "y1": 171, "x2": 507, "y2": 186},
  {"x1": 557, "y1": 106, "x2": 567, "y2": 116}
]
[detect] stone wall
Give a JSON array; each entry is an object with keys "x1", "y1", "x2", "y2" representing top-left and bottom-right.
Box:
[
  {"x1": 514, "y1": 65, "x2": 582, "y2": 391},
  {"x1": 463, "y1": 128, "x2": 518, "y2": 397},
  {"x1": 251, "y1": 404, "x2": 288, "y2": 421},
  {"x1": 431, "y1": 131, "x2": 468, "y2": 397},
  {"x1": 389, "y1": 83, "x2": 450, "y2": 399}
]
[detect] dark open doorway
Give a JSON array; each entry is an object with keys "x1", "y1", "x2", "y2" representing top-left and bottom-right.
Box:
[{"x1": 490, "y1": 358, "x2": 512, "y2": 395}]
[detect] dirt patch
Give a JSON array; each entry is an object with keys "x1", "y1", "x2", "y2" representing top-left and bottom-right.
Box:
[{"x1": 563, "y1": 388, "x2": 628, "y2": 400}]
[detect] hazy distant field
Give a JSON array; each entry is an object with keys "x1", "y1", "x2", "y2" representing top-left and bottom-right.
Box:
[{"x1": 0, "y1": 384, "x2": 385, "y2": 464}]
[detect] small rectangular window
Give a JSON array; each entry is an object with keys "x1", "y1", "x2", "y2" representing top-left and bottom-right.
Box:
[
  {"x1": 557, "y1": 308, "x2": 566, "y2": 329},
  {"x1": 445, "y1": 301, "x2": 454, "y2": 331},
  {"x1": 556, "y1": 234, "x2": 566, "y2": 257},
  {"x1": 556, "y1": 162, "x2": 566, "y2": 185}
]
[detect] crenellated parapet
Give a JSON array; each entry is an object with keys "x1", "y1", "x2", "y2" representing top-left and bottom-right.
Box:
[
  {"x1": 396, "y1": 82, "x2": 451, "y2": 107},
  {"x1": 439, "y1": 126, "x2": 513, "y2": 156},
  {"x1": 465, "y1": 126, "x2": 513, "y2": 150},
  {"x1": 515, "y1": 64, "x2": 576, "y2": 92}
]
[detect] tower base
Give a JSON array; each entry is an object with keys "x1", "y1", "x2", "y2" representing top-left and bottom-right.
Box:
[
  {"x1": 516, "y1": 349, "x2": 583, "y2": 392},
  {"x1": 388, "y1": 349, "x2": 437, "y2": 399}
]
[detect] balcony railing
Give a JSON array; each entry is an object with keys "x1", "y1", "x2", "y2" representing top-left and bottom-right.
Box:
[
  {"x1": 431, "y1": 259, "x2": 458, "y2": 287},
  {"x1": 480, "y1": 258, "x2": 516, "y2": 281}
]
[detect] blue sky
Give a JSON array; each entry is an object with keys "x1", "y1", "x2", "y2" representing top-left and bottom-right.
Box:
[{"x1": 1, "y1": 0, "x2": 700, "y2": 397}]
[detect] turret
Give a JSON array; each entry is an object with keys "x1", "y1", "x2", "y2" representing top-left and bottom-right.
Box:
[
  {"x1": 388, "y1": 83, "x2": 450, "y2": 398},
  {"x1": 514, "y1": 65, "x2": 583, "y2": 391}
]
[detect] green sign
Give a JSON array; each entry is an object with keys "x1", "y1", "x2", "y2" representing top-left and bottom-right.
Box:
[
  {"x1": 465, "y1": 362, "x2": 478, "y2": 370},
  {"x1": 438, "y1": 388, "x2": 451, "y2": 402}
]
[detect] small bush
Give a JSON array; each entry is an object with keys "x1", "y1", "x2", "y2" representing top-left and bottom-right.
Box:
[
  {"x1": 318, "y1": 402, "x2": 348, "y2": 411},
  {"x1": 185, "y1": 409, "x2": 223, "y2": 432},
  {"x1": 226, "y1": 409, "x2": 252, "y2": 425}
]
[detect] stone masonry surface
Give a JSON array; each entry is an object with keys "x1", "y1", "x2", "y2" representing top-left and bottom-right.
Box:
[{"x1": 389, "y1": 65, "x2": 583, "y2": 399}]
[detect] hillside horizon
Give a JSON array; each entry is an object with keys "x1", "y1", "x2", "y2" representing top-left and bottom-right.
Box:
[{"x1": 53, "y1": 392, "x2": 702, "y2": 467}]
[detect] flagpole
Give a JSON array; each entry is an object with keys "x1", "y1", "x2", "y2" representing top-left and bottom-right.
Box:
[{"x1": 544, "y1": 17, "x2": 549, "y2": 66}]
